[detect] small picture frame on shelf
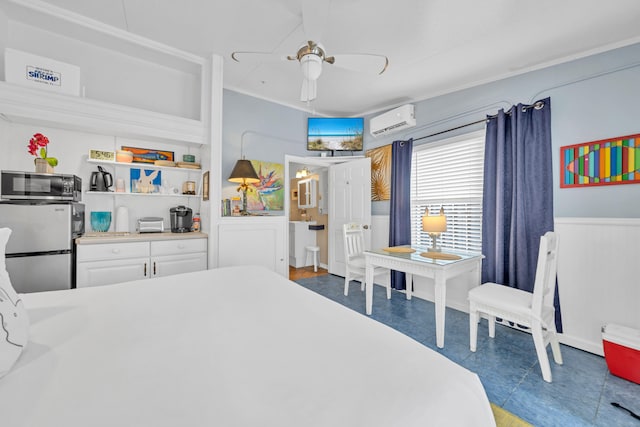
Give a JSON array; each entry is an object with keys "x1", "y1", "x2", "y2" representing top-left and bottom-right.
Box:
[
  {"x1": 130, "y1": 168, "x2": 161, "y2": 193},
  {"x1": 202, "y1": 171, "x2": 210, "y2": 201}
]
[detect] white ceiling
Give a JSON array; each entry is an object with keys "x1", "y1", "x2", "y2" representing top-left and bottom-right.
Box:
[{"x1": 25, "y1": 0, "x2": 640, "y2": 116}]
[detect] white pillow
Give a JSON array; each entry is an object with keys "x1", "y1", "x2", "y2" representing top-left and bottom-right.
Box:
[{"x1": 0, "y1": 228, "x2": 29, "y2": 378}]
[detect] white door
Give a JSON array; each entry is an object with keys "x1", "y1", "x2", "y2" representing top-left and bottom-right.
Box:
[{"x1": 328, "y1": 157, "x2": 372, "y2": 276}]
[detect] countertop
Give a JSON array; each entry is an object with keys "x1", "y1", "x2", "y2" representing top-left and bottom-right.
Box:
[{"x1": 76, "y1": 231, "x2": 208, "y2": 245}]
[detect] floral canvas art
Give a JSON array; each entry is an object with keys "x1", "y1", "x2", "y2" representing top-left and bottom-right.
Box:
[{"x1": 247, "y1": 160, "x2": 284, "y2": 211}]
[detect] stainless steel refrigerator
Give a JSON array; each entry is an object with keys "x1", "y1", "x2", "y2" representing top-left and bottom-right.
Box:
[{"x1": 0, "y1": 201, "x2": 84, "y2": 293}]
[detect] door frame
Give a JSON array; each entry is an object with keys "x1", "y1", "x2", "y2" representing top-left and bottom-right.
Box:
[{"x1": 284, "y1": 155, "x2": 366, "y2": 276}]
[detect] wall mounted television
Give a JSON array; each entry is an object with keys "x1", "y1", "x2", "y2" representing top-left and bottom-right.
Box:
[{"x1": 307, "y1": 117, "x2": 364, "y2": 151}]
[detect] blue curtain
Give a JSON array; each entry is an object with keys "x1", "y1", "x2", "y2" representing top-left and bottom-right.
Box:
[
  {"x1": 389, "y1": 138, "x2": 413, "y2": 290},
  {"x1": 482, "y1": 97, "x2": 562, "y2": 331}
]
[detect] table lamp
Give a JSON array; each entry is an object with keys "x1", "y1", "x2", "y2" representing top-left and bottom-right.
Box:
[
  {"x1": 228, "y1": 158, "x2": 259, "y2": 215},
  {"x1": 422, "y1": 207, "x2": 447, "y2": 252}
]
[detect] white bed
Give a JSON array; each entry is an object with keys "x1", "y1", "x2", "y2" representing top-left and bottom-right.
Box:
[{"x1": 0, "y1": 265, "x2": 495, "y2": 426}]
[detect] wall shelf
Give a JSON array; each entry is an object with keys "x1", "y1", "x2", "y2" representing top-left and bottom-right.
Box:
[
  {"x1": 0, "y1": 82, "x2": 206, "y2": 146},
  {"x1": 85, "y1": 191, "x2": 199, "y2": 199},
  {"x1": 87, "y1": 159, "x2": 203, "y2": 174}
]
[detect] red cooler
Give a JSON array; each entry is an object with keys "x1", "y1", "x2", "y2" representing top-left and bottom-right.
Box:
[{"x1": 602, "y1": 323, "x2": 640, "y2": 384}]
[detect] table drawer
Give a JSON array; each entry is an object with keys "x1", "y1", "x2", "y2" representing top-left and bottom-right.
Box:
[
  {"x1": 150, "y1": 238, "x2": 207, "y2": 256},
  {"x1": 77, "y1": 241, "x2": 150, "y2": 262}
]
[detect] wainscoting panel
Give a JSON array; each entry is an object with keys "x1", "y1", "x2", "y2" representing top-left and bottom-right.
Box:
[
  {"x1": 555, "y1": 217, "x2": 640, "y2": 355},
  {"x1": 371, "y1": 215, "x2": 639, "y2": 355}
]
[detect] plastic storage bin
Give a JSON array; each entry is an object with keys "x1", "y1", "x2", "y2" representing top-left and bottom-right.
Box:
[{"x1": 602, "y1": 323, "x2": 640, "y2": 384}]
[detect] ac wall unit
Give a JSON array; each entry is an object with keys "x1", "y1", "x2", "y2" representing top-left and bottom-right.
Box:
[{"x1": 369, "y1": 104, "x2": 416, "y2": 137}]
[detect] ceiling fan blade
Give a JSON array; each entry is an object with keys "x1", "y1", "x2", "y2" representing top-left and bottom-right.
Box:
[
  {"x1": 231, "y1": 51, "x2": 290, "y2": 63},
  {"x1": 300, "y1": 78, "x2": 317, "y2": 102},
  {"x1": 301, "y1": 0, "x2": 330, "y2": 42},
  {"x1": 330, "y1": 53, "x2": 390, "y2": 75}
]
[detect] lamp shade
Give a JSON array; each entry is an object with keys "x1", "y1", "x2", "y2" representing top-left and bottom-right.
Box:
[
  {"x1": 300, "y1": 54, "x2": 322, "y2": 81},
  {"x1": 228, "y1": 159, "x2": 259, "y2": 184},
  {"x1": 422, "y1": 207, "x2": 447, "y2": 233}
]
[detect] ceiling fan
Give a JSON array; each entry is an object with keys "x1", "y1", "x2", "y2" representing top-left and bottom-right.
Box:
[{"x1": 230, "y1": 0, "x2": 389, "y2": 103}]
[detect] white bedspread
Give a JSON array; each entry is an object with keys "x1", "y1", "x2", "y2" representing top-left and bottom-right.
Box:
[{"x1": 0, "y1": 266, "x2": 495, "y2": 426}]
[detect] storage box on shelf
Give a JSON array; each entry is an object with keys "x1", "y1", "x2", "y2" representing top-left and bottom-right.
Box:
[{"x1": 76, "y1": 236, "x2": 207, "y2": 287}]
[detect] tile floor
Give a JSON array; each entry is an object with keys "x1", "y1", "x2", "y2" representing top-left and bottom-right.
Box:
[{"x1": 293, "y1": 273, "x2": 640, "y2": 427}]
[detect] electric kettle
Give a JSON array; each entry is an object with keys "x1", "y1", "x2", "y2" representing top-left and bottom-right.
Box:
[{"x1": 90, "y1": 166, "x2": 113, "y2": 192}]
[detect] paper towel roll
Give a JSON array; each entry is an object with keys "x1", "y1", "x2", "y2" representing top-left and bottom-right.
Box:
[{"x1": 115, "y1": 206, "x2": 129, "y2": 233}]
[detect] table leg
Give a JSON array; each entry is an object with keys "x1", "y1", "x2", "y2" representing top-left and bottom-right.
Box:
[
  {"x1": 365, "y1": 260, "x2": 373, "y2": 315},
  {"x1": 405, "y1": 273, "x2": 413, "y2": 300},
  {"x1": 434, "y1": 270, "x2": 446, "y2": 348}
]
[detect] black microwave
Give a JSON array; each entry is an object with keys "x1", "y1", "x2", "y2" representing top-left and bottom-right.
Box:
[{"x1": 1, "y1": 171, "x2": 82, "y2": 201}]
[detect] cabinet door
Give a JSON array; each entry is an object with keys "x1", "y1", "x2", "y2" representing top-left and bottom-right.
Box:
[
  {"x1": 218, "y1": 219, "x2": 286, "y2": 277},
  {"x1": 152, "y1": 252, "x2": 207, "y2": 278},
  {"x1": 77, "y1": 257, "x2": 148, "y2": 288}
]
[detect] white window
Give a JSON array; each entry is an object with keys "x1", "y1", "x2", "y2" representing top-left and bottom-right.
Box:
[{"x1": 410, "y1": 130, "x2": 485, "y2": 254}]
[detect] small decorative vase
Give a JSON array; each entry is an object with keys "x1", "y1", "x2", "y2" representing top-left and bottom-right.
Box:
[{"x1": 35, "y1": 158, "x2": 54, "y2": 174}]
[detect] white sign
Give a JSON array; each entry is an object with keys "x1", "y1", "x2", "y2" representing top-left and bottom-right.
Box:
[{"x1": 5, "y1": 48, "x2": 80, "y2": 96}]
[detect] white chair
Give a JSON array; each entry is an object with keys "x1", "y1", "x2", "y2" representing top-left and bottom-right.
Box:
[
  {"x1": 343, "y1": 223, "x2": 390, "y2": 298},
  {"x1": 468, "y1": 231, "x2": 563, "y2": 382}
]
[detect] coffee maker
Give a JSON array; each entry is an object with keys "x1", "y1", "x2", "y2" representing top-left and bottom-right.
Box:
[{"x1": 170, "y1": 205, "x2": 193, "y2": 232}]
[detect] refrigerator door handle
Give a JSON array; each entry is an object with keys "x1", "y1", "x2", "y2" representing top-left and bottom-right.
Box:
[{"x1": 144, "y1": 262, "x2": 147, "y2": 277}]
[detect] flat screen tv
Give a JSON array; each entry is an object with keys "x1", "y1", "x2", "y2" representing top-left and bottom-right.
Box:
[{"x1": 307, "y1": 117, "x2": 364, "y2": 151}]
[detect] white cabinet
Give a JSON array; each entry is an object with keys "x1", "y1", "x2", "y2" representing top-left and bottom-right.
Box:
[
  {"x1": 150, "y1": 239, "x2": 208, "y2": 277},
  {"x1": 289, "y1": 221, "x2": 317, "y2": 268},
  {"x1": 218, "y1": 217, "x2": 287, "y2": 277},
  {"x1": 77, "y1": 238, "x2": 207, "y2": 288}
]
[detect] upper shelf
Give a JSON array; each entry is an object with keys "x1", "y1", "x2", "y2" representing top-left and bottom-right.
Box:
[
  {"x1": 0, "y1": 0, "x2": 207, "y2": 146},
  {"x1": 0, "y1": 82, "x2": 206, "y2": 146},
  {"x1": 87, "y1": 159, "x2": 202, "y2": 173}
]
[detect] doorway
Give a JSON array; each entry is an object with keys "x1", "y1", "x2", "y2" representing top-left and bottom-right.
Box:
[{"x1": 284, "y1": 155, "x2": 372, "y2": 281}]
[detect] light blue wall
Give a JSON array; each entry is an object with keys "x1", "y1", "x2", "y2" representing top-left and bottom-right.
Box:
[{"x1": 223, "y1": 42, "x2": 640, "y2": 218}]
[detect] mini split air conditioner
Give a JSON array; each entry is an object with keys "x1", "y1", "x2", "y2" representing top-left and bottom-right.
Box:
[{"x1": 369, "y1": 104, "x2": 416, "y2": 137}]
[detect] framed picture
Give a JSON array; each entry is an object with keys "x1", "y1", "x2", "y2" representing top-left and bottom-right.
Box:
[
  {"x1": 365, "y1": 144, "x2": 392, "y2": 200},
  {"x1": 560, "y1": 133, "x2": 640, "y2": 188},
  {"x1": 121, "y1": 146, "x2": 174, "y2": 164},
  {"x1": 202, "y1": 171, "x2": 210, "y2": 201},
  {"x1": 130, "y1": 168, "x2": 161, "y2": 193},
  {"x1": 247, "y1": 160, "x2": 284, "y2": 211}
]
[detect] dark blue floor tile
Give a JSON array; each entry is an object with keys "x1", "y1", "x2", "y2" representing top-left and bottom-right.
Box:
[{"x1": 294, "y1": 273, "x2": 640, "y2": 426}]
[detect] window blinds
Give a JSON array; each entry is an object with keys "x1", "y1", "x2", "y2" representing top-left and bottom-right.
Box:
[{"x1": 410, "y1": 132, "x2": 485, "y2": 254}]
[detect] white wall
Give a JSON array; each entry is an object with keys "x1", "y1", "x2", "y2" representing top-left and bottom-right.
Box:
[
  {"x1": 365, "y1": 43, "x2": 640, "y2": 219},
  {"x1": 0, "y1": 121, "x2": 202, "y2": 233},
  {"x1": 554, "y1": 218, "x2": 640, "y2": 355},
  {"x1": 7, "y1": 21, "x2": 201, "y2": 119}
]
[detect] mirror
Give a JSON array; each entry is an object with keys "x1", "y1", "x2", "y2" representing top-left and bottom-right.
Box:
[{"x1": 298, "y1": 178, "x2": 316, "y2": 209}]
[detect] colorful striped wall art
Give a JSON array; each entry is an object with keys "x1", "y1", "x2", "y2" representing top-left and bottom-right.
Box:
[{"x1": 560, "y1": 133, "x2": 640, "y2": 188}]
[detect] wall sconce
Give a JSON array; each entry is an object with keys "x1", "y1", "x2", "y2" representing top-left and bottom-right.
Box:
[
  {"x1": 422, "y1": 207, "x2": 447, "y2": 252},
  {"x1": 295, "y1": 166, "x2": 310, "y2": 178}
]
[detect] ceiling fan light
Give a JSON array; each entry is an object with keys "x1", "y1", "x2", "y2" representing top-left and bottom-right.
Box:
[{"x1": 300, "y1": 54, "x2": 322, "y2": 80}]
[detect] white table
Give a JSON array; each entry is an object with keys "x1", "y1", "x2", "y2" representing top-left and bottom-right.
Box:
[{"x1": 365, "y1": 248, "x2": 483, "y2": 348}]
